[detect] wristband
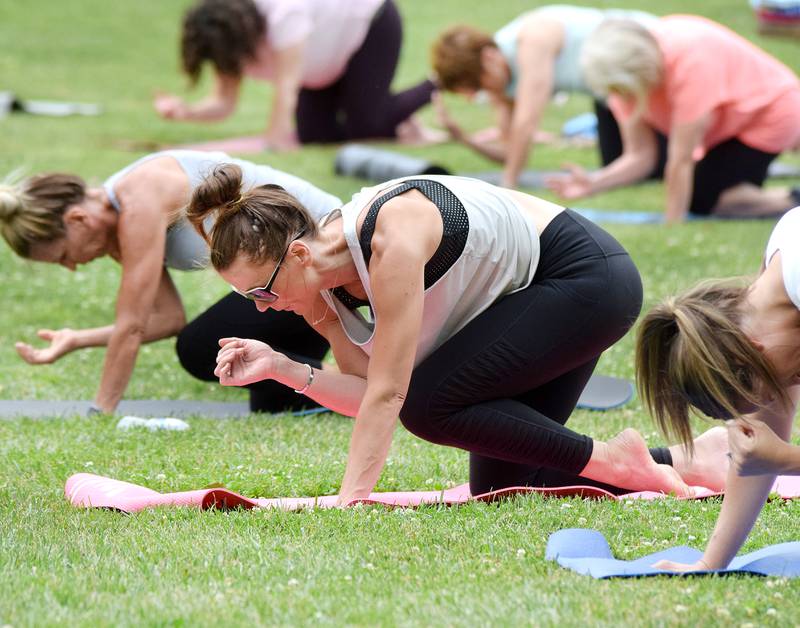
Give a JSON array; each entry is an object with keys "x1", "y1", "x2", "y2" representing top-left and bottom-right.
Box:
[{"x1": 293, "y1": 363, "x2": 314, "y2": 395}]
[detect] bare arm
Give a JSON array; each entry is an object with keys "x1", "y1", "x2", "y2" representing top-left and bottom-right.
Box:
[
  {"x1": 92, "y1": 182, "x2": 174, "y2": 412},
  {"x1": 213, "y1": 293, "x2": 371, "y2": 416},
  {"x1": 546, "y1": 113, "x2": 658, "y2": 200},
  {"x1": 433, "y1": 93, "x2": 509, "y2": 164},
  {"x1": 264, "y1": 42, "x2": 305, "y2": 149},
  {"x1": 154, "y1": 73, "x2": 241, "y2": 122},
  {"x1": 337, "y1": 196, "x2": 440, "y2": 503},
  {"x1": 663, "y1": 113, "x2": 710, "y2": 223},
  {"x1": 658, "y1": 390, "x2": 798, "y2": 572},
  {"x1": 501, "y1": 24, "x2": 561, "y2": 187},
  {"x1": 588, "y1": 114, "x2": 658, "y2": 192}
]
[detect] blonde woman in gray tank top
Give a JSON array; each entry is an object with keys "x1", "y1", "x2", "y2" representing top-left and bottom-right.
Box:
[
  {"x1": 0, "y1": 151, "x2": 340, "y2": 414},
  {"x1": 188, "y1": 168, "x2": 729, "y2": 507}
]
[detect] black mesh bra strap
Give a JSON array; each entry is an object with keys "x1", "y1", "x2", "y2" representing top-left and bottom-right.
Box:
[{"x1": 358, "y1": 179, "x2": 469, "y2": 290}]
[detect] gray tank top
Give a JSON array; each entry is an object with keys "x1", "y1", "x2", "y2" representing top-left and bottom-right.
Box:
[
  {"x1": 321, "y1": 175, "x2": 542, "y2": 366},
  {"x1": 494, "y1": 5, "x2": 656, "y2": 98},
  {"x1": 103, "y1": 150, "x2": 342, "y2": 271}
]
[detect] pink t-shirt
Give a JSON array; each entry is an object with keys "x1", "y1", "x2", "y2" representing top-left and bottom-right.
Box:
[
  {"x1": 244, "y1": 0, "x2": 385, "y2": 89},
  {"x1": 609, "y1": 15, "x2": 800, "y2": 157}
]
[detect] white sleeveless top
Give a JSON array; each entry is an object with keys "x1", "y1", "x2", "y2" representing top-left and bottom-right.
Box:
[
  {"x1": 765, "y1": 206, "x2": 800, "y2": 309},
  {"x1": 103, "y1": 150, "x2": 341, "y2": 271},
  {"x1": 494, "y1": 5, "x2": 656, "y2": 98},
  {"x1": 321, "y1": 175, "x2": 542, "y2": 366}
]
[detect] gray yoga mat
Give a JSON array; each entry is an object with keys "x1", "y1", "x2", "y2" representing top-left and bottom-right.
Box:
[
  {"x1": 0, "y1": 374, "x2": 633, "y2": 419},
  {"x1": 0, "y1": 400, "x2": 328, "y2": 419},
  {"x1": 335, "y1": 144, "x2": 800, "y2": 191}
]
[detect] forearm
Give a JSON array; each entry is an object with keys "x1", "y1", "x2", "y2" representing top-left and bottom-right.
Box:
[
  {"x1": 589, "y1": 151, "x2": 654, "y2": 194},
  {"x1": 266, "y1": 82, "x2": 298, "y2": 137},
  {"x1": 701, "y1": 467, "x2": 776, "y2": 569},
  {"x1": 460, "y1": 134, "x2": 507, "y2": 164},
  {"x1": 71, "y1": 313, "x2": 184, "y2": 351},
  {"x1": 501, "y1": 123, "x2": 536, "y2": 187},
  {"x1": 339, "y1": 395, "x2": 402, "y2": 501},
  {"x1": 779, "y1": 442, "x2": 800, "y2": 474},
  {"x1": 181, "y1": 96, "x2": 236, "y2": 122},
  {"x1": 273, "y1": 354, "x2": 366, "y2": 416},
  {"x1": 663, "y1": 158, "x2": 694, "y2": 223},
  {"x1": 94, "y1": 326, "x2": 146, "y2": 411}
]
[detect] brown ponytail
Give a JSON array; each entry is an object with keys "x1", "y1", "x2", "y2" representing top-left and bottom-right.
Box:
[
  {"x1": 636, "y1": 278, "x2": 787, "y2": 451},
  {"x1": 186, "y1": 163, "x2": 318, "y2": 270},
  {"x1": 0, "y1": 172, "x2": 86, "y2": 258}
]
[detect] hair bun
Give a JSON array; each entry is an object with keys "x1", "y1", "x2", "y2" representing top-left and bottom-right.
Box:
[
  {"x1": 186, "y1": 163, "x2": 245, "y2": 242},
  {"x1": 0, "y1": 184, "x2": 24, "y2": 224}
]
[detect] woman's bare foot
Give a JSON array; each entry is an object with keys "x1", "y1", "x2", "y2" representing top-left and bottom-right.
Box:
[
  {"x1": 669, "y1": 426, "x2": 729, "y2": 492},
  {"x1": 583, "y1": 428, "x2": 693, "y2": 496}
]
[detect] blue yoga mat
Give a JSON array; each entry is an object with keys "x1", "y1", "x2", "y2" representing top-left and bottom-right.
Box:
[{"x1": 546, "y1": 528, "x2": 800, "y2": 578}]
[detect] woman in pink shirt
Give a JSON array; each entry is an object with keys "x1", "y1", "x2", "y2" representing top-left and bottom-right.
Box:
[
  {"x1": 154, "y1": 0, "x2": 436, "y2": 149},
  {"x1": 547, "y1": 15, "x2": 800, "y2": 223}
]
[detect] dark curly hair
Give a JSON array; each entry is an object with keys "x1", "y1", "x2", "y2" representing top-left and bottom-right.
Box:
[{"x1": 181, "y1": 0, "x2": 267, "y2": 84}]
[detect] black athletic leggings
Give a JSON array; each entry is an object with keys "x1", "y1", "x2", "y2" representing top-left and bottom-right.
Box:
[
  {"x1": 594, "y1": 101, "x2": 778, "y2": 215},
  {"x1": 175, "y1": 292, "x2": 329, "y2": 412},
  {"x1": 295, "y1": 0, "x2": 435, "y2": 143},
  {"x1": 399, "y1": 209, "x2": 671, "y2": 495}
]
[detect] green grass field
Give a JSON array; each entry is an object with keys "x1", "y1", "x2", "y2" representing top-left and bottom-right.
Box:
[{"x1": 2, "y1": 1, "x2": 800, "y2": 625}]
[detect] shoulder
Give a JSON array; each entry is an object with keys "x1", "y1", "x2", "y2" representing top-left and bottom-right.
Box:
[{"x1": 115, "y1": 157, "x2": 188, "y2": 215}]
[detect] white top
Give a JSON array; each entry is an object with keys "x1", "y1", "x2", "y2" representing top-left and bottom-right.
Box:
[
  {"x1": 765, "y1": 206, "x2": 800, "y2": 309},
  {"x1": 494, "y1": 5, "x2": 656, "y2": 97},
  {"x1": 321, "y1": 175, "x2": 542, "y2": 366},
  {"x1": 246, "y1": 0, "x2": 385, "y2": 89},
  {"x1": 103, "y1": 150, "x2": 341, "y2": 271}
]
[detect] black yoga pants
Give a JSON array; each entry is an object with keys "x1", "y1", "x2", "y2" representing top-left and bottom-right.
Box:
[
  {"x1": 295, "y1": 0, "x2": 435, "y2": 143},
  {"x1": 399, "y1": 209, "x2": 671, "y2": 496},
  {"x1": 175, "y1": 292, "x2": 329, "y2": 412},
  {"x1": 594, "y1": 101, "x2": 778, "y2": 216}
]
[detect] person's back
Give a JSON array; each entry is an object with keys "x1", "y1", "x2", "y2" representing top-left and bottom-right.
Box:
[
  {"x1": 103, "y1": 150, "x2": 341, "y2": 271},
  {"x1": 643, "y1": 15, "x2": 800, "y2": 154},
  {"x1": 494, "y1": 5, "x2": 656, "y2": 96}
]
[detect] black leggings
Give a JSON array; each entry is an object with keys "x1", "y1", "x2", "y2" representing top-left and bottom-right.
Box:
[
  {"x1": 295, "y1": 0, "x2": 435, "y2": 143},
  {"x1": 399, "y1": 210, "x2": 669, "y2": 495},
  {"x1": 175, "y1": 292, "x2": 329, "y2": 412},
  {"x1": 594, "y1": 101, "x2": 778, "y2": 215}
]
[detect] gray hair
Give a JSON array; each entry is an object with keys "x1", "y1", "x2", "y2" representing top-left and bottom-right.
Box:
[{"x1": 580, "y1": 19, "x2": 663, "y2": 106}]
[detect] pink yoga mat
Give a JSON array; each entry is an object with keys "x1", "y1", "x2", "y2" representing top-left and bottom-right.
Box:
[{"x1": 65, "y1": 473, "x2": 800, "y2": 514}]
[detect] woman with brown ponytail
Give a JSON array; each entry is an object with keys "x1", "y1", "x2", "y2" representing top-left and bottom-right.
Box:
[
  {"x1": 0, "y1": 150, "x2": 340, "y2": 414},
  {"x1": 186, "y1": 163, "x2": 730, "y2": 505},
  {"x1": 637, "y1": 204, "x2": 800, "y2": 571}
]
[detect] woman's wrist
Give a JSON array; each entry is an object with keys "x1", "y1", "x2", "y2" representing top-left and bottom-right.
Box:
[{"x1": 778, "y1": 439, "x2": 800, "y2": 474}]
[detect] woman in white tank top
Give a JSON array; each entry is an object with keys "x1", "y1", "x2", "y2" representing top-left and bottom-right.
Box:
[
  {"x1": 637, "y1": 205, "x2": 800, "y2": 572},
  {"x1": 188, "y1": 166, "x2": 730, "y2": 509},
  {"x1": 429, "y1": 6, "x2": 655, "y2": 188},
  {"x1": 0, "y1": 151, "x2": 340, "y2": 414}
]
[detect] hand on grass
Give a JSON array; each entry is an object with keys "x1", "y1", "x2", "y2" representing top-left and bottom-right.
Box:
[
  {"x1": 153, "y1": 92, "x2": 188, "y2": 120},
  {"x1": 432, "y1": 92, "x2": 465, "y2": 141},
  {"x1": 15, "y1": 328, "x2": 75, "y2": 364},
  {"x1": 652, "y1": 559, "x2": 712, "y2": 573},
  {"x1": 727, "y1": 418, "x2": 792, "y2": 476},
  {"x1": 545, "y1": 163, "x2": 594, "y2": 200},
  {"x1": 263, "y1": 128, "x2": 299, "y2": 152},
  {"x1": 214, "y1": 337, "x2": 280, "y2": 386}
]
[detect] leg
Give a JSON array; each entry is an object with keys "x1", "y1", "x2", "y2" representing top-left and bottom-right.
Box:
[
  {"x1": 175, "y1": 292, "x2": 329, "y2": 412},
  {"x1": 336, "y1": 0, "x2": 435, "y2": 139},
  {"x1": 295, "y1": 85, "x2": 345, "y2": 144},
  {"x1": 400, "y1": 211, "x2": 688, "y2": 494},
  {"x1": 690, "y1": 138, "x2": 788, "y2": 217}
]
